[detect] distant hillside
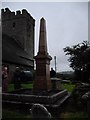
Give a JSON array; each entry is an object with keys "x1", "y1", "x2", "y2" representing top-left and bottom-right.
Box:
[
  {"x1": 57, "y1": 71, "x2": 74, "y2": 75},
  {"x1": 57, "y1": 71, "x2": 74, "y2": 80}
]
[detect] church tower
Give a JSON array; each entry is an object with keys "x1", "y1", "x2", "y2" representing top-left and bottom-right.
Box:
[{"x1": 2, "y1": 8, "x2": 35, "y2": 58}]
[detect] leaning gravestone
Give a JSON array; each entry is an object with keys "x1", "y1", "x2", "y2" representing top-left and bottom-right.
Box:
[{"x1": 30, "y1": 104, "x2": 51, "y2": 120}]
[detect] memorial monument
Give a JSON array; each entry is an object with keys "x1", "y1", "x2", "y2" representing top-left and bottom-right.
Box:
[{"x1": 33, "y1": 18, "x2": 52, "y2": 93}]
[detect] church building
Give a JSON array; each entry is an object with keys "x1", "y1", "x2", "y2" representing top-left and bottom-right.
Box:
[{"x1": 2, "y1": 8, "x2": 35, "y2": 82}]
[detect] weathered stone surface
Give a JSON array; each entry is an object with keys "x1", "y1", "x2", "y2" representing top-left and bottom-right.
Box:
[
  {"x1": 30, "y1": 104, "x2": 51, "y2": 119},
  {"x1": 2, "y1": 8, "x2": 35, "y2": 57},
  {"x1": 82, "y1": 91, "x2": 90, "y2": 119},
  {"x1": 51, "y1": 78, "x2": 61, "y2": 90},
  {"x1": 2, "y1": 89, "x2": 68, "y2": 105},
  {"x1": 33, "y1": 18, "x2": 52, "y2": 93}
]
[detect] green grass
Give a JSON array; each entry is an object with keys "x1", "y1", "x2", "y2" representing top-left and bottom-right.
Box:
[
  {"x1": 7, "y1": 84, "x2": 15, "y2": 92},
  {"x1": 61, "y1": 83, "x2": 75, "y2": 92},
  {"x1": 60, "y1": 112, "x2": 88, "y2": 120},
  {"x1": 21, "y1": 83, "x2": 33, "y2": 89},
  {"x1": 7, "y1": 82, "x2": 75, "y2": 93},
  {"x1": 2, "y1": 109, "x2": 88, "y2": 119},
  {"x1": 7, "y1": 83, "x2": 33, "y2": 92}
]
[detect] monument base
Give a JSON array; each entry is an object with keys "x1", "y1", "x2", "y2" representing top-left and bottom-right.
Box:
[{"x1": 2, "y1": 89, "x2": 70, "y2": 109}]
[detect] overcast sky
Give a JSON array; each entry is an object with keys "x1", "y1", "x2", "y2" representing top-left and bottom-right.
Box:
[{"x1": 2, "y1": 2, "x2": 88, "y2": 72}]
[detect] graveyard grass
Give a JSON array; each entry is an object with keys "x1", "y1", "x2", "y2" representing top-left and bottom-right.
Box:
[
  {"x1": 7, "y1": 82, "x2": 75, "y2": 92},
  {"x1": 2, "y1": 109, "x2": 31, "y2": 119},
  {"x1": 60, "y1": 112, "x2": 88, "y2": 119},
  {"x1": 7, "y1": 83, "x2": 33, "y2": 92},
  {"x1": 61, "y1": 83, "x2": 75, "y2": 92},
  {"x1": 3, "y1": 109, "x2": 88, "y2": 119}
]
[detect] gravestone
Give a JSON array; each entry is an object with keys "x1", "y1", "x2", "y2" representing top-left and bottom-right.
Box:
[
  {"x1": 51, "y1": 78, "x2": 61, "y2": 90},
  {"x1": 82, "y1": 91, "x2": 90, "y2": 119},
  {"x1": 33, "y1": 18, "x2": 52, "y2": 93},
  {"x1": 30, "y1": 104, "x2": 51, "y2": 119}
]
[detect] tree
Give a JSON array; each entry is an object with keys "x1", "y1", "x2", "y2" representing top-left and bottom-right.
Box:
[{"x1": 63, "y1": 41, "x2": 90, "y2": 82}]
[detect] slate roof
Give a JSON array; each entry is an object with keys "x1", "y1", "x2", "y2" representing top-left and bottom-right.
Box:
[{"x1": 2, "y1": 34, "x2": 34, "y2": 67}]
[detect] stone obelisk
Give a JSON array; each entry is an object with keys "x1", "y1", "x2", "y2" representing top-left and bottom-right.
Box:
[{"x1": 33, "y1": 18, "x2": 52, "y2": 94}]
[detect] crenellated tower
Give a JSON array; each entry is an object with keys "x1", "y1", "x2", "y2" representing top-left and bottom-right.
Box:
[{"x1": 1, "y1": 8, "x2": 35, "y2": 58}]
